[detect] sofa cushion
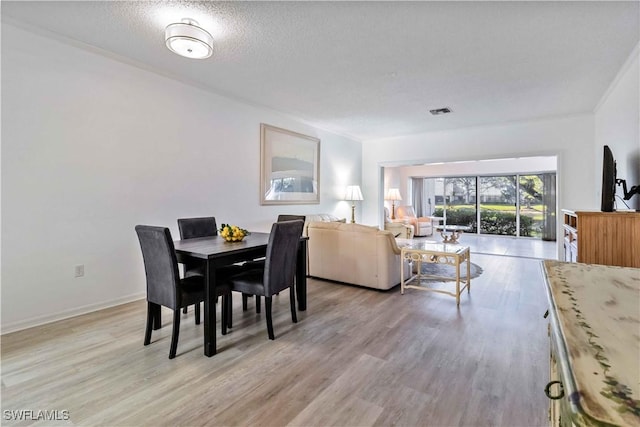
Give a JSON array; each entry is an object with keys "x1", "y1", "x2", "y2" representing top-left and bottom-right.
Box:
[
  {"x1": 301, "y1": 214, "x2": 346, "y2": 236},
  {"x1": 305, "y1": 213, "x2": 342, "y2": 223},
  {"x1": 311, "y1": 221, "x2": 377, "y2": 232}
]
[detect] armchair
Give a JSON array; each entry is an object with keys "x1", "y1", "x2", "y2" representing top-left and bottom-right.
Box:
[
  {"x1": 395, "y1": 206, "x2": 433, "y2": 237},
  {"x1": 384, "y1": 208, "x2": 414, "y2": 239}
]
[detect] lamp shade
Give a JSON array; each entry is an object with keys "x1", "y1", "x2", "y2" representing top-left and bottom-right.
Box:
[
  {"x1": 344, "y1": 185, "x2": 364, "y2": 201},
  {"x1": 165, "y1": 18, "x2": 213, "y2": 59},
  {"x1": 385, "y1": 188, "x2": 402, "y2": 201}
]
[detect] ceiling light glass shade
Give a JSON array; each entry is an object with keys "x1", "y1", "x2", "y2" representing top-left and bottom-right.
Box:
[
  {"x1": 165, "y1": 18, "x2": 213, "y2": 59},
  {"x1": 344, "y1": 185, "x2": 364, "y2": 201}
]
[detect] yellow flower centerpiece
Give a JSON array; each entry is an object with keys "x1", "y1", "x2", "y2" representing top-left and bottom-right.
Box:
[{"x1": 219, "y1": 224, "x2": 249, "y2": 242}]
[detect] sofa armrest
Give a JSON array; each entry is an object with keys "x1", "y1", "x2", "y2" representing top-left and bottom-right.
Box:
[
  {"x1": 384, "y1": 222, "x2": 414, "y2": 239},
  {"x1": 381, "y1": 231, "x2": 402, "y2": 255}
]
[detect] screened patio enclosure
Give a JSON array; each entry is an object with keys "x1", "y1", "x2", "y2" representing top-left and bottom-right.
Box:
[{"x1": 414, "y1": 173, "x2": 556, "y2": 241}]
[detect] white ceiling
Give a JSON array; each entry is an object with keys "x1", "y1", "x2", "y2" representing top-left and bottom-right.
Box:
[{"x1": 2, "y1": 1, "x2": 639, "y2": 141}]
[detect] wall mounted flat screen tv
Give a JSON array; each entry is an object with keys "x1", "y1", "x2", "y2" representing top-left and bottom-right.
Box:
[{"x1": 601, "y1": 145, "x2": 616, "y2": 212}]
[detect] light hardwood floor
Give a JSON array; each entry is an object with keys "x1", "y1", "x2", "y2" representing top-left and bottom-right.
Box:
[
  {"x1": 1, "y1": 254, "x2": 550, "y2": 426},
  {"x1": 416, "y1": 233, "x2": 558, "y2": 260}
]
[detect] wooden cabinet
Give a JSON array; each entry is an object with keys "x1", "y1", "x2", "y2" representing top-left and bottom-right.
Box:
[
  {"x1": 562, "y1": 209, "x2": 640, "y2": 268},
  {"x1": 562, "y1": 212, "x2": 578, "y2": 263},
  {"x1": 548, "y1": 342, "x2": 575, "y2": 427}
]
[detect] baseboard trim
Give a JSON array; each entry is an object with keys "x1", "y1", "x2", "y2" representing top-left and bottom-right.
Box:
[{"x1": 1, "y1": 293, "x2": 146, "y2": 335}]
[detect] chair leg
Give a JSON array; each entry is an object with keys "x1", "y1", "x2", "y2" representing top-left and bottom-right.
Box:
[
  {"x1": 221, "y1": 295, "x2": 228, "y2": 336},
  {"x1": 169, "y1": 310, "x2": 181, "y2": 359},
  {"x1": 182, "y1": 307, "x2": 187, "y2": 314},
  {"x1": 227, "y1": 293, "x2": 233, "y2": 329},
  {"x1": 242, "y1": 293, "x2": 249, "y2": 311},
  {"x1": 289, "y1": 286, "x2": 297, "y2": 323},
  {"x1": 152, "y1": 304, "x2": 162, "y2": 330},
  {"x1": 144, "y1": 302, "x2": 154, "y2": 345},
  {"x1": 256, "y1": 296, "x2": 261, "y2": 314},
  {"x1": 265, "y1": 296, "x2": 274, "y2": 340},
  {"x1": 194, "y1": 302, "x2": 200, "y2": 325}
]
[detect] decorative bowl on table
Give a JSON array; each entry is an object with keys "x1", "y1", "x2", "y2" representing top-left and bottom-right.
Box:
[{"x1": 219, "y1": 224, "x2": 249, "y2": 242}]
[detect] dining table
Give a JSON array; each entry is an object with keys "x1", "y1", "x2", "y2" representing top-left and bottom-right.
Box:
[{"x1": 174, "y1": 232, "x2": 308, "y2": 357}]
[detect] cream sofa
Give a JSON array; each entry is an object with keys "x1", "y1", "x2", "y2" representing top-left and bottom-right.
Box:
[
  {"x1": 302, "y1": 213, "x2": 345, "y2": 236},
  {"x1": 307, "y1": 221, "x2": 405, "y2": 290}
]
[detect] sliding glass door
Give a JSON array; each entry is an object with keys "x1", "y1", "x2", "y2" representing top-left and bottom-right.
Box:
[
  {"x1": 518, "y1": 175, "x2": 543, "y2": 237},
  {"x1": 519, "y1": 173, "x2": 556, "y2": 240},
  {"x1": 446, "y1": 177, "x2": 477, "y2": 232},
  {"x1": 420, "y1": 172, "x2": 556, "y2": 240},
  {"x1": 431, "y1": 177, "x2": 477, "y2": 232},
  {"x1": 479, "y1": 176, "x2": 517, "y2": 236}
]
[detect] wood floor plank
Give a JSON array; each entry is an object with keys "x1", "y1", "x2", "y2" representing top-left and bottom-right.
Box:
[
  {"x1": 288, "y1": 354, "x2": 386, "y2": 426},
  {"x1": 1, "y1": 253, "x2": 549, "y2": 426}
]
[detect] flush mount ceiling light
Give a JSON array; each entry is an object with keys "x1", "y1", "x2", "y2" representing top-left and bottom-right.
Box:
[{"x1": 165, "y1": 18, "x2": 213, "y2": 59}]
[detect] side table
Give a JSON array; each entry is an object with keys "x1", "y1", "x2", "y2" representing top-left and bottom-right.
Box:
[
  {"x1": 435, "y1": 225, "x2": 471, "y2": 244},
  {"x1": 400, "y1": 241, "x2": 471, "y2": 305}
]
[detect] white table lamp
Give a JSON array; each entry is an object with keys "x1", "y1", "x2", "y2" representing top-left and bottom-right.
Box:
[
  {"x1": 344, "y1": 185, "x2": 364, "y2": 223},
  {"x1": 385, "y1": 188, "x2": 402, "y2": 219}
]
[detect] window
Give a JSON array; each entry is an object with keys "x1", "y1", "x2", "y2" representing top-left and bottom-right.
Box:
[{"x1": 419, "y1": 173, "x2": 556, "y2": 240}]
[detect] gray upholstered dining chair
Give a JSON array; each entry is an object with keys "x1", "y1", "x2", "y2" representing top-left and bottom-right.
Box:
[
  {"x1": 177, "y1": 216, "x2": 247, "y2": 325},
  {"x1": 276, "y1": 214, "x2": 306, "y2": 223},
  {"x1": 220, "y1": 220, "x2": 304, "y2": 340},
  {"x1": 177, "y1": 216, "x2": 217, "y2": 277},
  {"x1": 177, "y1": 217, "x2": 217, "y2": 315},
  {"x1": 240, "y1": 214, "x2": 306, "y2": 314},
  {"x1": 135, "y1": 225, "x2": 231, "y2": 359},
  {"x1": 178, "y1": 216, "x2": 218, "y2": 240}
]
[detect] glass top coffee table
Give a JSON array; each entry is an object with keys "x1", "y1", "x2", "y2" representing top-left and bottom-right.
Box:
[
  {"x1": 435, "y1": 224, "x2": 471, "y2": 244},
  {"x1": 400, "y1": 241, "x2": 471, "y2": 305}
]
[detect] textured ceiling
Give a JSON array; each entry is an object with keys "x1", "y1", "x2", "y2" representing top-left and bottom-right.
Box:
[{"x1": 2, "y1": 1, "x2": 639, "y2": 141}]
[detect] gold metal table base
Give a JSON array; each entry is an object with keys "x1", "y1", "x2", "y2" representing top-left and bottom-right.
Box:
[
  {"x1": 439, "y1": 230, "x2": 463, "y2": 244},
  {"x1": 435, "y1": 226, "x2": 470, "y2": 244}
]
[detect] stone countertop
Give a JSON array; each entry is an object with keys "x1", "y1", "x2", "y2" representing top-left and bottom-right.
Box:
[{"x1": 542, "y1": 260, "x2": 640, "y2": 427}]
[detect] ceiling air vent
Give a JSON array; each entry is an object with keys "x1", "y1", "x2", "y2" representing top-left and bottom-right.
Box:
[{"x1": 429, "y1": 107, "x2": 452, "y2": 116}]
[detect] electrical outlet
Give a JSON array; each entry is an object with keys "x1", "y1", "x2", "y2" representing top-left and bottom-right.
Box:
[{"x1": 74, "y1": 264, "x2": 84, "y2": 278}]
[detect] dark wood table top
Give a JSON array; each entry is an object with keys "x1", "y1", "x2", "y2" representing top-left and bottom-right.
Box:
[
  {"x1": 174, "y1": 231, "x2": 309, "y2": 357},
  {"x1": 174, "y1": 233, "x2": 270, "y2": 259}
]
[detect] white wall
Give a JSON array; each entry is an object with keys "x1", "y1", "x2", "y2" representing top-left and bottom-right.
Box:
[
  {"x1": 363, "y1": 115, "x2": 596, "y2": 239},
  {"x1": 595, "y1": 44, "x2": 640, "y2": 211},
  {"x1": 1, "y1": 24, "x2": 362, "y2": 332},
  {"x1": 384, "y1": 156, "x2": 557, "y2": 207}
]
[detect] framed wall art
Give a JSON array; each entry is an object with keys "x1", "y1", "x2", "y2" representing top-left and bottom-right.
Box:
[{"x1": 260, "y1": 123, "x2": 320, "y2": 205}]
